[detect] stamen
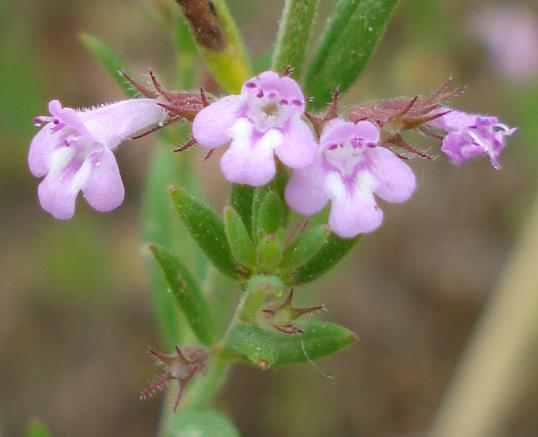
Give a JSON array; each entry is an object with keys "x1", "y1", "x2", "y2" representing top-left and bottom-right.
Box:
[
  {"x1": 292, "y1": 99, "x2": 303, "y2": 106},
  {"x1": 245, "y1": 81, "x2": 256, "y2": 88},
  {"x1": 280, "y1": 99, "x2": 288, "y2": 105},
  {"x1": 256, "y1": 89, "x2": 264, "y2": 98}
]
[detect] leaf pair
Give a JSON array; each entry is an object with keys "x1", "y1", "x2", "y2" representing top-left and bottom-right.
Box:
[{"x1": 227, "y1": 320, "x2": 356, "y2": 369}]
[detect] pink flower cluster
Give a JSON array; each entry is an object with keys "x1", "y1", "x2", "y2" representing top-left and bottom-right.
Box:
[{"x1": 28, "y1": 70, "x2": 517, "y2": 238}]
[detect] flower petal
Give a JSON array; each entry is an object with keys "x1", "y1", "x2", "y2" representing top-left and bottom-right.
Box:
[
  {"x1": 329, "y1": 191, "x2": 383, "y2": 238},
  {"x1": 192, "y1": 95, "x2": 243, "y2": 149},
  {"x1": 219, "y1": 119, "x2": 279, "y2": 186},
  {"x1": 368, "y1": 147, "x2": 416, "y2": 203},
  {"x1": 285, "y1": 158, "x2": 329, "y2": 216},
  {"x1": 37, "y1": 159, "x2": 91, "y2": 220},
  {"x1": 28, "y1": 124, "x2": 64, "y2": 177},
  {"x1": 440, "y1": 131, "x2": 473, "y2": 166},
  {"x1": 251, "y1": 71, "x2": 304, "y2": 103},
  {"x1": 48, "y1": 99, "x2": 89, "y2": 134},
  {"x1": 320, "y1": 118, "x2": 358, "y2": 145},
  {"x1": 81, "y1": 149, "x2": 125, "y2": 212},
  {"x1": 275, "y1": 118, "x2": 316, "y2": 169}
]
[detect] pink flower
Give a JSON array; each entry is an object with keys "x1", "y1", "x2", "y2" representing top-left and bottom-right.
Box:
[
  {"x1": 29, "y1": 98, "x2": 167, "y2": 219},
  {"x1": 429, "y1": 109, "x2": 517, "y2": 170},
  {"x1": 285, "y1": 119, "x2": 416, "y2": 238},
  {"x1": 192, "y1": 71, "x2": 316, "y2": 186}
]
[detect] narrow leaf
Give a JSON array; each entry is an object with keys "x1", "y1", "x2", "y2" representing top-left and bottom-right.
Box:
[
  {"x1": 150, "y1": 244, "x2": 215, "y2": 346},
  {"x1": 165, "y1": 409, "x2": 239, "y2": 437},
  {"x1": 230, "y1": 184, "x2": 254, "y2": 235},
  {"x1": 223, "y1": 206, "x2": 257, "y2": 268},
  {"x1": 143, "y1": 148, "x2": 188, "y2": 348},
  {"x1": 169, "y1": 185, "x2": 243, "y2": 279},
  {"x1": 280, "y1": 224, "x2": 330, "y2": 271},
  {"x1": 305, "y1": 0, "x2": 399, "y2": 110},
  {"x1": 256, "y1": 234, "x2": 283, "y2": 272},
  {"x1": 257, "y1": 190, "x2": 286, "y2": 234},
  {"x1": 288, "y1": 233, "x2": 360, "y2": 285},
  {"x1": 80, "y1": 33, "x2": 137, "y2": 98},
  {"x1": 251, "y1": 185, "x2": 269, "y2": 237},
  {"x1": 228, "y1": 320, "x2": 356, "y2": 368},
  {"x1": 272, "y1": 0, "x2": 319, "y2": 77}
]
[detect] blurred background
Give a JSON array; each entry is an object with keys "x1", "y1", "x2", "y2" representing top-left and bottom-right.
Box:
[{"x1": 1, "y1": 0, "x2": 537, "y2": 435}]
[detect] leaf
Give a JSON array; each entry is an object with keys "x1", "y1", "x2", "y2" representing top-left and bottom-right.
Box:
[
  {"x1": 272, "y1": 0, "x2": 320, "y2": 77},
  {"x1": 230, "y1": 184, "x2": 254, "y2": 236},
  {"x1": 150, "y1": 244, "x2": 216, "y2": 346},
  {"x1": 280, "y1": 224, "x2": 330, "y2": 272},
  {"x1": 256, "y1": 234, "x2": 283, "y2": 272},
  {"x1": 143, "y1": 147, "x2": 189, "y2": 348},
  {"x1": 257, "y1": 190, "x2": 286, "y2": 234},
  {"x1": 251, "y1": 185, "x2": 269, "y2": 237},
  {"x1": 305, "y1": 0, "x2": 399, "y2": 110},
  {"x1": 228, "y1": 320, "x2": 356, "y2": 368},
  {"x1": 79, "y1": 33, "x2": 137, "y2": 98},
  {"x1": 25, "y1": 419, "x2": 52, "y2": 437},
  {"x1": 288, "y1": 233, "x2": 360, "y2": 285},
  {"x1": 169, "y1": 185, "x2": 243, "y2": 280},
  {"x1": 164, "y1": 409, "x2": 240, "y2": 437},
  {"x1": 223, "y1": 206, "x2": 257, "y2": 268}
]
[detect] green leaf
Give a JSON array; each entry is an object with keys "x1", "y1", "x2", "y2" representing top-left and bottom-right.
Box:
[
  {"x1": 143, "y1": 148, "x2": 189, "y2": 348},
  {"x1": 25, "y1": 419, "x2": 52, "y2": 437},
  {"x1": 228, "y1": 320, "x2": 356, "y2": 368},
  {"x1": 288, "y1": 233, "x2": 360, "y2": 285},
  {"x1": 305, "y1": 0, "x2": 399, "y2": 110},
  {"x1": 149, "y1": 244, "x2": 215, "y2": 346},
  {"x1": 79, "y1": 33, "x2": 137, "y2": 98},
  {"x1": 256, "y1": 234, "x2": 283, "y2": 272},
  {"x1": 280, "y1": 224, "x2": 330, "y2": 271},
  {"x1": 223, "y1": 206, "x2": 257, "y2": 268},
  {"x1": 164, "y1": 409, "x2": 239, "y2": 437},
  {"x1": 272, "y1": 0, "x2": 319, "y2": 77},
  {"x1": 169, "y1": 185, "x2": 243, "y2": 280},
  {"x1": 251, "y1": 186, "x2": 269, "y2": 236},
  {"x1": 257, "y1": 190, "x2": 286, "y2": 234},
  {"x1": 230, "y1": 184, "x2": 254, "y2": 235}
]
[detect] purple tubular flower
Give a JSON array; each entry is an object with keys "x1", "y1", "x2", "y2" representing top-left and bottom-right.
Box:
[
  {"x1": 29, "y1": 98, "x2": 167, "y2": 219},
  {"x1": 429, "y1": 109, "x2": 517, "y2": 169},
  {"x1": 285, "y1": 119, "x2": 416, "y2": 238},
  {"x1": 191, "y1": 71, "x2": 316, "y2": 186}
]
